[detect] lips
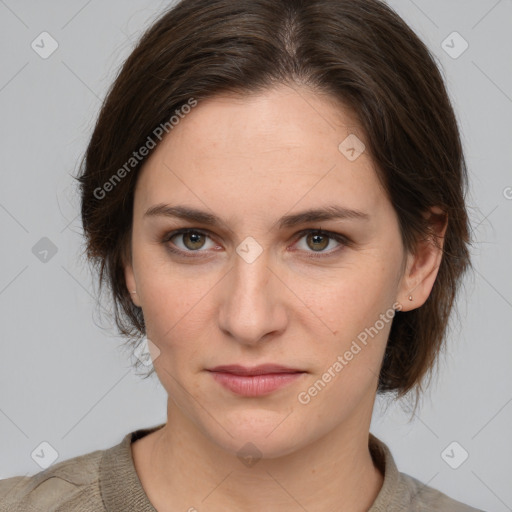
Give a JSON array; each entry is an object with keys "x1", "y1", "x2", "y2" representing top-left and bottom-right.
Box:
[
  {"x1": 207, "y1": 364, "x2": 306, "y2": 396},
  {"x1": 207, "y1": 364, "x2": 304, "y2": 376}
]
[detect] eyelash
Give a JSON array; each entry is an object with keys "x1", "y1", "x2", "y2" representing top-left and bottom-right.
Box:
[{"x1": 161, "y1": 228, "x2": 351, "y2": 260}]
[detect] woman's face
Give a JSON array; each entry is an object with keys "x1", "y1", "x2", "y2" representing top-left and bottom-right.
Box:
[{"x1": 124, "y1": 84, "x2": 413, "y2": 458}]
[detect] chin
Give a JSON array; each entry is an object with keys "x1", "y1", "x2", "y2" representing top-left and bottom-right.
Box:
[{"x1": 203, "y1": 409, "x2": 312, "y2": 460}]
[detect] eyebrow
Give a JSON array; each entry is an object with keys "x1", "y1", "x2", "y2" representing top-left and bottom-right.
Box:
[{"x1": 144, "y1": 203, "x2": 370, "y2": 230}]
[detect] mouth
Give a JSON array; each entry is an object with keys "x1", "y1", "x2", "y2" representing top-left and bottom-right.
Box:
[
  {"x1": 207, "y1": 364, "x2": 305, "y2": 376},
  {"x1": 206, "y1": 364, "x2": 306, "y2": 396}
]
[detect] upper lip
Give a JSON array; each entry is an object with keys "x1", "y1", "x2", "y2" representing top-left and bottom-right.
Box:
[{"x1": 207, "y1": 364, "x2": 304, "y2": 376}]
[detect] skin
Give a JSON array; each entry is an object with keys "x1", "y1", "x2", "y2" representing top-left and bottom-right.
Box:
[{"x1": 124, "y1": 84, "x2": 447, "y2": 512}]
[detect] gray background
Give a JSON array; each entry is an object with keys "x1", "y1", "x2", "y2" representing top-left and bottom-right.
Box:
[{"x1": 0, "y1": 1, "x2": 511, "y2": 510}]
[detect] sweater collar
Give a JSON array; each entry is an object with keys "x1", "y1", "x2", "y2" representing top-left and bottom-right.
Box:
[
  {"x1": 368, "y1": 432, "x2": 400, "y2": 511},
  {"x1": 100, "y1": 423, "x2": 165, "y2": 511},
  {"x1": 99, "y1": 425, "x2": 399, "y2": 511}
]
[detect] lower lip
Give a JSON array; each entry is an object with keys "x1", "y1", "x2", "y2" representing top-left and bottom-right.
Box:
[{"x1": 209, "y1": 371, "x2": 304, "y2": 397}]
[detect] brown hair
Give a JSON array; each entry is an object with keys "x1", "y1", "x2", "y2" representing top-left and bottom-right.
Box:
[{"x1": 75, "y1": 0, "x2": 471, "y2": 408}]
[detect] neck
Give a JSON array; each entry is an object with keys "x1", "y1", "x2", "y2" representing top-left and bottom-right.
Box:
[{"x1": 134, "y1": 398, "x2": 384, "y2": 512}]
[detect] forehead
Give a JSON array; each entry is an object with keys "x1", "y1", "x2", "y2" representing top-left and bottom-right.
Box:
[{"x1": 134, "y1": 85, "x2": 389, "y2": 220}]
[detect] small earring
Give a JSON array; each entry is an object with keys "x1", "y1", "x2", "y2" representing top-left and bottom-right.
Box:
[
  {"x1": 408, "y1": 295, "x2": 413, "y2": 301},
  {"x1": 131, "y1": 290, "x2": 137, "y2": 294}
]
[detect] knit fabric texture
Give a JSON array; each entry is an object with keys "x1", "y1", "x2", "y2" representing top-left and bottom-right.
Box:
[{"x1": 0, "y1": 423, "x2": 484, "y2": 511}]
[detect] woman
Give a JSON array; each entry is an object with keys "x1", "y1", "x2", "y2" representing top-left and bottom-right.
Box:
[{"x1": 0, "y1": 0, "x2": 483, "y2": 510}]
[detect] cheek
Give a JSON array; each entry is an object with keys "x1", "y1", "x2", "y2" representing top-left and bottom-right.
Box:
[
  {"x1": 311, "y1": 259, "x2": 399, "y2": 339},
  {"x1": 300, "y1": 258, "x2": 399, "y2": 390},
  {"x1": 296, "y1": 297, "x2": 395, "y2": 421},
  {"x1": 132, "y1": 251, "x2": 217, "y2": 356}
]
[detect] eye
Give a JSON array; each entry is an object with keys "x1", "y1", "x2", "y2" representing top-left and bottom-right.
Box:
[
  {"x1": 292, "y1": 228, "x2": 349, "y2": 258},
  {"x1": 162, "y1": 228, "x2": 350, "y2": 258},
  {"x1": 164, "y1": 229, "x2": 217, "y2": 254}
]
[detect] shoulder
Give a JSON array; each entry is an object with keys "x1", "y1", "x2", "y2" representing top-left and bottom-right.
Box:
[
  {"x1": 0, "y1": 447, "x2": 104, "y2": 511},
  {"x1": 397, "y1": 471, "x2": 486, "y2": 512},
  {"x1": 368, "y1": 433, "x2": 486, "y2": 512}
]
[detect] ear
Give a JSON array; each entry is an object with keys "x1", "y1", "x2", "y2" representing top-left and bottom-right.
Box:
[
  {"x1": 397, "y1": 207, "x2": 448, "y2": 312},
  {"x1": 124, "y1": 263, "x2": 141, "y2": 307},
  {"x1": 122, "y1": 239, "x2": 141, "y2": 308}
]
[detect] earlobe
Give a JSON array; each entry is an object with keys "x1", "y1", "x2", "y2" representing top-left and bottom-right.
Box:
[{"x1": 398, "y1": 207, "x2": 448, "y2": 311}]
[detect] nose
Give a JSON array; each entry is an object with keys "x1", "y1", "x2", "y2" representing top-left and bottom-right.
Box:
[{"x1": 218, "y1": 247, "x2": 288, "y2": 346}]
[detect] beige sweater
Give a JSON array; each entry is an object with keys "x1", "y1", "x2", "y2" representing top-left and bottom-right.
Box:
[{"x1": 0, "y1": 423, "x2": 484, "y2": 511}]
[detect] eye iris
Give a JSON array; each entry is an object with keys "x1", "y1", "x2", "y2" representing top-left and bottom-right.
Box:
[
  {"x1": 307, "y1": 232, "x2": 329, "y2": 251},
  {"x1": 184, "y1": 231, "x2": 205, "y2": 250}
]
